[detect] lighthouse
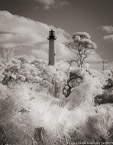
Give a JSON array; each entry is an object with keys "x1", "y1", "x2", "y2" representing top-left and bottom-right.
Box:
[{"x1": 47, "y1": 29, "x2": 57, "y2": 65}]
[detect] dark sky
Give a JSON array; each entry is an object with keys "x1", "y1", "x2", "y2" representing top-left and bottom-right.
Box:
[{"x1": 0, "y1": 0, "x2": 113, "y2": 61}]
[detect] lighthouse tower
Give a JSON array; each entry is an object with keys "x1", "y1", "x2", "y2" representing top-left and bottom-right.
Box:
[{"x1": 47, "y1": 29, "x2": 57, "y2": 65}]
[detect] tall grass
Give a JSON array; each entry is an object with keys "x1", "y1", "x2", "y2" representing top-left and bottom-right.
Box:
[{"x1": 0, "y1": 67, "x2": 113, "y2": 144}]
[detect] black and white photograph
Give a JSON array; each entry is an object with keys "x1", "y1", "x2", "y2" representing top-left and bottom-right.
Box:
[{"x1": 0, "y1": 0, "x2": 113, "y2": 144}]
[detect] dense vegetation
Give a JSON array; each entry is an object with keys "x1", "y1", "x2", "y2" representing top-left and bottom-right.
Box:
[{"x1": 0, "y1": 55, "x2": 113, "y2": 145}]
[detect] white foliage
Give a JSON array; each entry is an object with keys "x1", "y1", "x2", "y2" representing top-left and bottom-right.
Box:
[{"x1": 0, "y1": 57, "x2": 113, "y2": 144}]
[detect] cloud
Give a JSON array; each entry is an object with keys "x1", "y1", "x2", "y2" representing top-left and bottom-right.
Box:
[
  {"x1": 0, "y1": 11, "x2": 102, "y2": 64},
  {"x1": 101, "y1": 25, "x2": 113, "y2": 42},
  {"x1": 86, "y1": 51, "x2": 103, "y2": 62},
  {"x1": 55, "y1": 43, "x2": 75, "y2": 61},
  {"x1": 103, "y1": 35, "x2": 113, "y2": 41},
  {"x1": 0, "y1": 34, "x2": 13, "y2": 43},
  {"x1": 35, "y1": 0, "x2": 69, "y2": 9},
  {"x1": 37, "y1": 0, "x2": 55, "y2": 6},
  {"x1": 32, "y1": 49, "x2": 48, "y2": 60},
  {"x1": 0, "y1": 11, "x2": 70, "y2": 49},
  {"x1": 32, "y1": 43, "x2": 102, "y2": 64},
  {"x1": 32, "y1": 43, "x2": 74, "y2": 61},
  {"x1": 101, "y1": 26, "x2": 113, "y2": 33}
]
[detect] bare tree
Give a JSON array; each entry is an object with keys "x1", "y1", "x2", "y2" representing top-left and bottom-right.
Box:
[{"x1": 67, "y1": 32, "x2": 97, "y2": 68}]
